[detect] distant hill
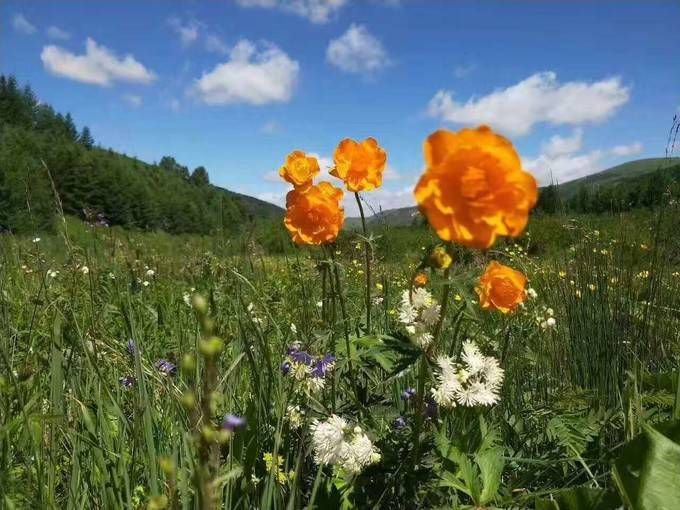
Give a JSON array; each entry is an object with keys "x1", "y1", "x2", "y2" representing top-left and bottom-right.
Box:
[
  {"x1": 555, "y1": 157, "x2": 680, "y2": 199},
  {"x1": 345, "y1": 157, "x2": 680, "y2": 227},
  {"x1": 0, "y1": 74, "x2": 282, "y2": 234}
]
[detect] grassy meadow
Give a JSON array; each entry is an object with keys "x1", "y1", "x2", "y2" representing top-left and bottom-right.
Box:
[{"x1": 2, "y1": 204, "x2": 680, "y2": 509}]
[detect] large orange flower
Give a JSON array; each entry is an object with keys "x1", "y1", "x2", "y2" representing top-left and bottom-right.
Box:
[
  {"x1": 414, "y1": 126, "x2": 537, "y2": 249},
  {"x1": 476, "y1": 261, "x2": 527, "y2": 314},
  {"x1": 331, "y1": 137, "x2": 387, "y2": 192},
  {"x1": 284, "y1": 181, "x2": 345, "y2": 245},
  {"x1": 279, "y1": 151, "x2": 320, "y2": 188}
]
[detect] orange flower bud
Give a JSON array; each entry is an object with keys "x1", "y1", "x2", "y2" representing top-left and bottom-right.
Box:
[
  {"x1": 476, "y1": 261, "x2": 527, "y2": 314},
  {"x1": 414, "y1": 272, "x2": 429, "y2": 287}
]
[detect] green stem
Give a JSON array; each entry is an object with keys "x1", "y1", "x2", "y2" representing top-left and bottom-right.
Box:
[{"x1": 354, "y1": 192, "x2": 372, "y2": 333}]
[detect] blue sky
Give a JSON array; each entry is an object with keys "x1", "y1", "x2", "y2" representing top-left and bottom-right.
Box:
[{"x1": 3, "y1": 1, "x2": 679, "y2": 214}]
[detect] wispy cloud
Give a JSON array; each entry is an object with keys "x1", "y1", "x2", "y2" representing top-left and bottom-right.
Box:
[
  {"x1": 260, "y1": 120, "x2": 280, "y2": 134},
  {"x1": 123, "y1": 94, "x2": 143, "y2": 107},
  {"x1": 46, "y1": 25, "x2": 70, "y2": 40},
  {"x1": 235, "y1": 0, "x2": 348, "y2": 24},
  {"x1": 168, "y1": 17, "x2": 200, "y2": 47},
  {"x1": 12, "y1": 13, "x2": 37, "y2": 35}
]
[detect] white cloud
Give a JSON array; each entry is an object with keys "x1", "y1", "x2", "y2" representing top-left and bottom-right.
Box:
[
  {"x1": 12, "y1": 13, "x2": 36, "y2": 34},
  {"x1": 168, "y1": 17, "x2": 200, "y2": 47},
  {"x1": 193, "y1": 40, "x2": 299, "y2": 106},
  {"x1": 46, "y1": 26, "x2": 70, "y2": 40},
  {"x1": 610, "y1": 141, "x2": 643, "y2": 157},
  {"x1": 205, "y1": 34, "x2": 229, "y2": 54},
  {"x1": 123, "y1": 94, "x2": 142, "y2": 107},
  {"x1": 326, "y1": 24, "x2": 390, "y2": 74},
  {"x1": 525, "y1": 150, "x2": 605, "y2": 185},
  {"x1": 41, "y1": 38, "x2": 157, "y2": 86},
  {"x1": 428, "y1": 72, "x2": 630, "y2": 137},
  {"x1": 541, "y1": 128, "x2": 583, "y2": 157},
  {"x1": 526, "y1": 134, "x2": 644, "y2": 185},
  {"x1": 235, "y1": 0, "x2": 348, "y2": 24}
]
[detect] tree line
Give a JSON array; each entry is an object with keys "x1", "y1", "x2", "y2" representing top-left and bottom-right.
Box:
[
  {"x1": 535, "y1": 164, "x2": 680, "y2": 215},
  {"x1": 0, "y1": 74, "x2": 254, "y2": 235}
]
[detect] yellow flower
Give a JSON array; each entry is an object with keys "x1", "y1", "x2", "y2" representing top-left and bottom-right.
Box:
[
  {"x1": 476, "y1": 261, "x2": 527, "y2": 314},
  {"x1": 414, "y1": 126, "x2": 537, "y2": 248},
  {"x1": 279, "y1": 150, "x2": 320, "y2": 188},
  {"x1": 284, "y1": 182, "x2": 344, "y2": 245},
  {"x1": 430, "y1": 246, "x2": 453, "y2": 270},
  {"x1": 331, "y1": 137, "x2": 387, "y2": 192}
]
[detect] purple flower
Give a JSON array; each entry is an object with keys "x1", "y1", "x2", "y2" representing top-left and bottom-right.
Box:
[
  {"x1": 126, "y1": 339, "x2": 138, "y2": 356},
  {"x1": 401, "y1": 388, "x2": 416, "y2": 401},
  {"x1": 222, "y1": 414, "x2": 247, "y2": 431},
  {"x1": 394, "y1": 416, "x2": 407, "y2": 429},
  {"x1": 289, "y1": 350, "x2": 314, "y2": 366},
  {"x1": 281, "y1": 361, "x2": 291, "y2": 376},
  {"x1": 310, "y1": 353, "x2": 336, "y2": 378},
  {"x1": 119, "y1": 375, "x2": 136, "y2": 388},
  {"x1": 155, "y1": 359, "x2": 177, "y2": 376}
]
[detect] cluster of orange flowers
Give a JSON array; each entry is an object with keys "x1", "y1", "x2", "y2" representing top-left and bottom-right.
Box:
[
  {"x1": 280, "y1": 124, "x2": 536, "y2": 314},
  {"x1": 280, "y1": 138, "x2": 387, "y2": 245}
]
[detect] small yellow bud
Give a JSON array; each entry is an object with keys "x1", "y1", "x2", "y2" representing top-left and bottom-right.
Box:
[
  {"x1": 430, "y1": 246, "x2": 452, "y2": 270},
  {"x1": 181, "y1": 353, "x2": 196, "y2": 374},
  {"x1": 147, "y1": 495, "x2": 168, "y2": 510},
  {"x1": 180, "y1": 391, "x2": 196, "y2": 410},
  {"x1": 159, "y1": 456, "x2": 175, "y2": 476},
  {"x1": 199, "y1": 336, "x2": 224, "y2": 358},
  {"x1": 191, "y1": 294, "x2": 208, "y2": 315}
]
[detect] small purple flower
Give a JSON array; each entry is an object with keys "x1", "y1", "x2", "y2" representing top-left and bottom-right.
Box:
[
  {"x1": 155, "y1": 359, "x2": 177, "y2": 376},
  {"x1": 394, "y1": 416, "x2": 407, "y2": 429},
  {"x1": 119, "y1": 375, "x2": 136, "y2": 388},
  {"x1": 222, "y1": 414, "x2": 247, "y2": 431},
  {"x1": 289, "y1": 350, "x2": 314, "y2": 366},
  {"x1": 126, "y1": 339, "x2": 138, "y2": 356},
  {"x1": 281, "y1": 361, "x2": 292, "y2": 376},
  {"x1": 310, "y1": 354, "x2": 336, "y2": 378},
  {"x1": 401, "y1": 388, "x2": 416, "y2": 401}
]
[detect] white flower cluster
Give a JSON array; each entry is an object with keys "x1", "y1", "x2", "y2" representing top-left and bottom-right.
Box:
[
  {"x1": 536, "y1": 306, "x2": 556, "y2": 330},
  {"x1": 431, "y1": 340, "x2": 504, "y2": 408},
  {"x1": 286, "y1": 405, "x2": 305, "y2": 429},
  {"x1": 311, "y1": 415, "x2": 381, "y2": 474},
  {"x1": 398, "y1": 288, "x2": 441, "y2": 348},
  {"x1": 247, "y1": 302, "x2": 265, "y2": 325}
]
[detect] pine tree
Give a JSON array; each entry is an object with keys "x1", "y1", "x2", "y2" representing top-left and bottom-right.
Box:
[{"x1": 79, "y1": 126, "x2": 94, "y2": 149}]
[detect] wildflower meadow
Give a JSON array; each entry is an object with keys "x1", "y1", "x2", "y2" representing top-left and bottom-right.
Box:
[{"x1": 2, "y1": 123, "x2": 680, "y2": 509}]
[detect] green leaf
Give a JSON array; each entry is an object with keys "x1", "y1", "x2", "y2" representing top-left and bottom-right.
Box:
[{"x1": 613, "y1": 420, "x2": 680, "y2": 510}]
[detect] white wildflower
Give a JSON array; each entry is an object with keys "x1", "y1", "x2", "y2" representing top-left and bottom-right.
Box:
[
  {"x1": 527, "y1": 287, "x2": 538, "y2": 299},
  {"x1": 311, "y1": 416, "x2": 380, "y2": 474},
  {"x1": 146, "y1": 269, "x2": 155, "y2": 277},
  {"x1": 420, "y1": 303, "x2": 441, "y2": 327},
  {"x1": 47, "y1": 269, "x2": 59, "y2": 278},
  {"x1": 142, "y1": 280, "x2": 150, "y2": 287},
  {"x1": 32, "y1": 237, "x2": 41, "y2": 243},
  {"x1": 290, "y1": 323, "x2": 297, "y2": 334},
  {"x1": 311, "y1": 415, "x2": 347, "y2": 465},
  {"x1": 80, "y1": 266, "x2": 89, "y2": 275},
  {"x1": 286, "y1": 405, "x2": 305, "y2": 429}
]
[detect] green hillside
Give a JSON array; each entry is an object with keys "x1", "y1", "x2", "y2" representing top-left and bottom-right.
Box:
[
  {"x1": 0, "y1": 75, "x2": 282, "y2": 235},
  {"x1": 556, "y1": 157, "x2": 680, "y2": 199}
]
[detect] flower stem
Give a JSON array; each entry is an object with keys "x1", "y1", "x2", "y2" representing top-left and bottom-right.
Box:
[{"x1": 354, "y1": 192, "x2": 372, "y2": 333}]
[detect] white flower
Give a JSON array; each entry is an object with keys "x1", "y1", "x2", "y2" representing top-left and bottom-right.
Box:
[
  {"x1": 420, "y1": 303, "x2": 441, "y2": 327},
  {"x1": 108, "y1": 272, "x2": 116, "y2": 280},
  {"x1": 146, "y1": 269, "x2": 155, "y2": 277},
  {"x1": 316, "y1": 301, "x2": 323, "y2": 308},
  {"x1": 527, "y1": 287, "x2": 538, "y2": 299},
  {"x1": 431, "y1": 341, "x2": 504, "y2": 408},
  {"x1": 290, "y1": 323, "x2": 297, "y2": 334},
  {"x1": 305, "y1": 376, "x2": 326, "y2": 393},
  {"x1": 541, "y1": 317, "x2": 557, "y2": 330},
  {"x1": 311, "y1": 415, "x2": 347, "y2": 465},
  {"x1": 47, "y1": 269, "x2": 59, "y2": 278},
  {"x1": 80, "y1": 266, "x2": 89, "y2": 275},
  {"x1": 398, "y1": 301, "x2": 418, "y2": 324},
  {"x1": 32, "y1": 237, "x2": 41, "y2": 243},
  {"x1": 183, "y1": 292, "x2": 192, "y2": 307},
  {"x1": 142, "y1": 280, "x2": 150, "y2": 287},
  {"x1": 410, "y1": 287, "x2": 433, "y2": 309},
  {"x1": 546, "y1": 308, "x2": 554, "y2": 317}
]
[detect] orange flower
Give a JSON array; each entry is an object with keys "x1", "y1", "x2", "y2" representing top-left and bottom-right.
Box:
[
  {"x1": 284, "y1": 181, "x2": 344, "y2": 245},
  {"x1": 331, "y1": 137, "x2": 387, "y2": 192},
  {"x1": 476, "y1": 261, "x2": 527, "y2": 314},
  {"x1": 279, "y1": 151, "x2": 320, "y2": 188},
  {"x1": 414, "y1": 272, "x2": 429, "y2": 287},
  {"x1": 414, "y1": 126, "x2": 537, "y2": 249}
]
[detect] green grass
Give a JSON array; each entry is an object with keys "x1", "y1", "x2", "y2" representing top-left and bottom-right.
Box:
[{"x1": 1, "y1": 208, "x2": 679, "y2": 509}]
